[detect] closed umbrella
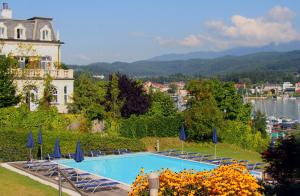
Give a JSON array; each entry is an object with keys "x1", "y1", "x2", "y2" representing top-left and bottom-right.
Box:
[
  {"x1": 212, "y1": 128, "x2": 218, "y2": 159},
  {"x1": 74, "y1": 141, "x2": 84, "y2": 163},
  {"x1": 27, "y1": 131, "x2": 34, "y2": 161},
  {"x1": 53, "y1": 137, "x2": 61, "y2": 159},
  {"x1": 179, "y1": 125, "x2": 187, "y2": 154},
  {"x1": 38, "y1": 128, "x2": 43, "y2": 160}
]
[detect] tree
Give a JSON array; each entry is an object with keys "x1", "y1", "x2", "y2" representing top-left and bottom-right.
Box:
[
  {"x1": 184, "y1": 80, "x2": 224, "y2": 141},
  {"x1": 106, "y1": 74, "x2": 151, "y2": 118},
  {"x1": 253, "y1": 110, "x2": 267, "y2": 136},
  {"x1": 0, "y1": 56, "x2": 20, "y2": 107},
  {"x1": 208, "y1": 80, "x2": 251, "y2": 123},
  {"x1": 39, "y1": 75, "x2": 54, "y2": 109},
  {"x1": 105, "y1": 73, "x2": 122, "y2": 119},
  {"x1": 262, "y1": 135, "x2": 300, "y2": 195},
  {"x1": 148, "y1": 91, "x2": 177, "y2": 116},
  {"x1": 68, "y1": 73, "x2": 106, "y2": 120},
  {"x1": 167, "y1": 83, "x2": 178, "y2": 94}
]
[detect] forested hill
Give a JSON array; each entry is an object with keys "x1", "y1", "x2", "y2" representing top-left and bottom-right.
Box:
[{"x1": 70, "y1": 50, "x2": 300, "y2": 77}]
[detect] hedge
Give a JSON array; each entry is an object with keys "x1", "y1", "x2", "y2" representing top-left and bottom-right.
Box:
[
  {"x1": 0, "y1": 129, "x2": 145, "y2": 162},
  {"x1": 120, "y1": 114, "x2": 183, "y2": 138},
  {"x1": 0, "y1": 106, "x2": 70, "y2": 131}
]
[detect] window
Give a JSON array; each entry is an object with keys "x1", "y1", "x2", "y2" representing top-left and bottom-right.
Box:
[
  {"x1": 0, "y1": 27, "x2": 5, "y2": 38},
  {"x1": 14, "y1": 24, "x2": 26, "y2": 39},
  {"x1": 18, "y1": 57, "x2": 26, "y2": 68},
  {"x1": 40, "y1": 25, "x2": 52, "y2": 41},
  {"x1": 40, "y1": 56, "x2": 52, "y2": 69},
  {"x1": 42, "y1": 30, "x2": 49, "y2": 40},
  {"x1": 17, "y1": 28, "x2": 23, "y2": 39},
  {"x1": 51, "y1": 87, "x2": 58, "y2": 103},
  {"x1": 64, "y1": 86, "x2": 68, "y2": 104},
  {"x1": 0, "y1": 22, "x2": 7, "y2": 38}
]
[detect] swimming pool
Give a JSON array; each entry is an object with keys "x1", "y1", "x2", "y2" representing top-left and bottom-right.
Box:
[{"x1": 57, "y1": 152, "x2": 217, "y2": 185}]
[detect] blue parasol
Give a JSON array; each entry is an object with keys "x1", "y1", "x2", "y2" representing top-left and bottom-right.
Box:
[
  {"x1": 53, "y1": 137, "x2": 61, "y2": 159},
  {"x1": 74, "y1": 141, "x2": 84, "y2": 163}
]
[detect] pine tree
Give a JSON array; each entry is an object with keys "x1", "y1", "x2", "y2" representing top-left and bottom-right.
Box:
[{"x1": 0, "y1": 56, "x2": 20, "y2": 108}]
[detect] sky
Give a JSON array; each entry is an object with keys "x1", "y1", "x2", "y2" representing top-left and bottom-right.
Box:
[{"x1": 5, "y1": 0, "x2": 300, "y2": 64}]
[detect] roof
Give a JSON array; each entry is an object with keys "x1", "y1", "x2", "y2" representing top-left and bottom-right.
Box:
[
  {"x1": 27, "y1": 17, "x2": 53, "y2": 21},
  {"x1": 0, "y1": 17, "x2": 60, "y2": 43}
]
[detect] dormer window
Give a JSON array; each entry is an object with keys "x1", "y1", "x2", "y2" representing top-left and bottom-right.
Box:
[
  {"x1": 14, "y1": 24, "x2": 26, "y2": 39},
  {"x1": 40, "y1": 25, "x2": 51, "y2": 41},
  {"x1": 17, "y1": 28, "x2": 23, "y2": 39},
  {"x1": 0, "y1": 22, "x2": 7, "y2": 38},
  {"x1": 42, "y1": 30, "x2": 49, "y2": 40}
]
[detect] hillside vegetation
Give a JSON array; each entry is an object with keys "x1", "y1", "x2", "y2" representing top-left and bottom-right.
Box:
[{"x1": 71, "y1": 50, "x2": 300, "y2": 78}]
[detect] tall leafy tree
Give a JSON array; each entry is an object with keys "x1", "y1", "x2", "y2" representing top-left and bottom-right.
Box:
[
  {"x1": 0, "y1": 56, "x2": 20, "y2": 108},
  {"x1": 148, "y1": 91, "x2": 177, "y2": 116},
  {"x1": 118, "y1": 74, "x2": 151, "y2": 118},
  {"x1": 184, "y1": 80, "x2": 224, "y2": 140},
  {"x1": 106, "y1": 74, "x2": 151, "y2": 118},
  {"x1": 69, "y1": 73, "x2": 106, "y2": 120},
  {"x1": 208, "y1": 79, "x2": 251, "y2": 123},
  {"x1": 253, "y1": 110, "x2": 267, "y2": 136},
  {"x1": 105, "y1": 73, "x2": 123, "y2": 119},
  {"x1": 262, "y1": 135, "x2": 300, "y2": 194},
  {"x1": 39, "y1": 75, "x2": 54, "y2": 109}
]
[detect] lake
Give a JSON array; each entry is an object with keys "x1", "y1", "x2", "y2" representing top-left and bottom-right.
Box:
[{"x1": 251, "y1": 98, "x2": 300, "y2": 121}]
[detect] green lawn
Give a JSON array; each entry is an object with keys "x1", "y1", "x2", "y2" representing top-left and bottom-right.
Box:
[
  {"x1": 0, "y1": 166, "x2": 68, "y2": 196},
  {"x1": 142, "y1": 137, "x2": 263, "y2": 162}
]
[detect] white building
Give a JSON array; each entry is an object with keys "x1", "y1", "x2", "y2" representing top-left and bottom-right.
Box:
[{"x1": 0, "y1": 3, "x2": 73, "y2": 113}]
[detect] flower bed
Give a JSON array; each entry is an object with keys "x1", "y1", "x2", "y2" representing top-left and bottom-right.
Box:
[{"x1": 130, "y1": 164, "x2": 262, "y2": 196}]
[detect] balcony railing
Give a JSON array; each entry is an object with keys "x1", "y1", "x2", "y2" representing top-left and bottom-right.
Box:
[{"x1": 12, "y1": 68, "x2": 74, "y2": 79}]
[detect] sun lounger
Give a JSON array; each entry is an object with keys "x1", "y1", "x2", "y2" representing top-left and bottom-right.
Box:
[
  {"x1": 64, "y1": 153, "x2": 75, "y2": 159},
  {"x1": 65, "y1": 172, "x2": 91, "y2": 182},
  {"x1": 82, "y1": 181, "x2": 120, "y2": 193},
  {"x1": 45, "y1": 167, "x2": 74, "y2": 177},
  {"x1": 157, "y1": 149, "x2": 179, "y2": 155},
  {"x1": 32, "y1": 163, "x2": 58, "y2": 172},
  {"x1": 189, "y1": 154, "x2": 213, "y2": 161},
  {"x1": 246, "y1": 162, "x2": 265, "y2": 170},
  {"x1": 23, "y1": 160, "x2": 50, "y2": 169},
  {"x1": 119, "y1": 149, "x2": 131, "y2": 154},
  {"x1": 75, "y1": 179, "x2": 110, "y2": 188},
  {"x1": 222, "y1": 160, "x2": 249, "y2": 165},
  {"x1": 87, "y1": 150, "x2": 104, "y2": 157},
  {"x1": 205, "y1": 158, "x2": 232, "y2": 165}
]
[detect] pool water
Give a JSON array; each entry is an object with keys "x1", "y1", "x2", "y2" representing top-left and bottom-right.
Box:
[{"x1": 57, "y1": 152, "x2": 217, "y2": 185}]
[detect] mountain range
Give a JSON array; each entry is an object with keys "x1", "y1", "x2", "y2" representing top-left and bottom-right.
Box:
[
  {"x1": 148, "y1": 41, "x2": 300, "y2": 61},
  {"x1": 70, "y1": 49, "x2": 300, "y2": 77}
]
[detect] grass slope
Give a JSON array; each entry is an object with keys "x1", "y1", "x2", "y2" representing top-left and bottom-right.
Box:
[
  {"x1": 142, "y1": 137, "x2": 262, "y2": 162},
  {"x1": 0, "y1": 166, "x2": 68, "y2": 196}
]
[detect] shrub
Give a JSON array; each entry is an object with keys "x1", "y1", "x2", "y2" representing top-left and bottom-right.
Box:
[
  {"x1": 0, "y1": 129, "x2": 145, "y2": 162},
  {"x1": 120, "y1": 114, "x2": 183, "y2": 138},
  {"x1": 222, "y1": 120, "x2": 269, "y2": 152},
  {"x1": 262, "y1": 135, "x2": 300, "y2": 195},
  {"x1": 130, "y1": 164, "x2": 262, "y2": 196},
  {"x1": 0, "y1": 105, "x2": 69, "y2": 131}
]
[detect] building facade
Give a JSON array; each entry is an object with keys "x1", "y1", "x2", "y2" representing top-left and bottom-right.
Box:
[{"x1": 0, "y1": 3, "x2": 73, "y2": 113}]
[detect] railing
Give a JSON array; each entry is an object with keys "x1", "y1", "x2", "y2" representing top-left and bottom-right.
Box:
[{"x1": 12, "y1": 68, "x2": 74, "y2": 79}]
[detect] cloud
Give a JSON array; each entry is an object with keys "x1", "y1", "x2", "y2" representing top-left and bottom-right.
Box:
[
  {"x1": 203, "y1": 6, "x2": 300, "y2": 48},
  {"x1": 180, "y1": 35, "x2": 202, "y2": 46},
  {"x1": 155, "y1": 6, "x2": 300, "y2": 50},
  {"x1": 267, "y1": 6, "x2": 296, "y2": 22}
]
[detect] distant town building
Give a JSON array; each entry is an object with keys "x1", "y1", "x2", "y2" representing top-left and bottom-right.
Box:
[
  {"x1": 295, "y1": 82, "x2": 300, "y2": 93},
  {"x1": 283, "y1": 82, "x2": 295, "y2": 93},
  {"x1": 143, "y1": 81, "x2": 170, "y2": 93},
  {"x1": 0, "y1": 3, "x2": 73, "y2": 113}
]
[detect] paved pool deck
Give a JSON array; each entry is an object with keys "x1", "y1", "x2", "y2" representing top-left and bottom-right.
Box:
[{"x1": 1, "y1": 162, "x2": 128, "y2": 196}]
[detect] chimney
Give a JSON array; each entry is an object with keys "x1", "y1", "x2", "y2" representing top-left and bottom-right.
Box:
[{"x1": 1, "y1": 3, "x2": 12, "y2": 19}]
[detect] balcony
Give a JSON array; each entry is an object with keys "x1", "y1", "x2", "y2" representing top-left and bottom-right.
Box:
[{"x1": 12, "y1": 68, "x2": 74, "y2": 79}]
